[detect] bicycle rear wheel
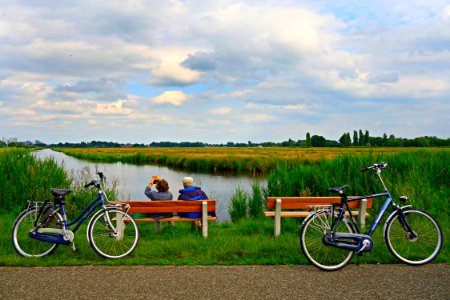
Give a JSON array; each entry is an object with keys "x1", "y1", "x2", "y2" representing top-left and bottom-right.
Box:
[
  {"x1": 300, "y1": 210, "x2": 354, "y2": 271},
  {"x1": 87, "y1": 208, "x2": 139, "y2": 259},
  {"x1": 385, "y1": 208, "x2": 442, "y2": 265},
  {"x1": 12, "y1": 207, "x2": 63, "y2": 257}
]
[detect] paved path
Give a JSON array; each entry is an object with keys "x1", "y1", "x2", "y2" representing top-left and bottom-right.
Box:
[{"x1": 1, "y1": 264, "x2": 449, "y2": 299}]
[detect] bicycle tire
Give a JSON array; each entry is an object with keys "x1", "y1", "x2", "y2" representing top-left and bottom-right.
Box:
[
  {"x1": 87, "y1": 208, "x2": 139, "y2": 259},
  {"x1": 12, "y1": 207, "x2": 63, "y2": 257},
  {"x1": 300, "y1": 210, "x2": 355, "y2": 271},
  {"x1": 385, "y1": 208, "x2": 442, "y2": 265}
]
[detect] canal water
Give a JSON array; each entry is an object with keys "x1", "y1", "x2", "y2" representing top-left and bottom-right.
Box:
[{"x1": 34, "y1": 149, "x2": 266, "y2": 222}]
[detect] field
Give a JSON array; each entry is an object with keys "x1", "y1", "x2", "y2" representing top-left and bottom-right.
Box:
[
  {"x1": 1, "y1": 147, "x2": 448, "y2": 266},
  {"x1": 55, "y1": 147, "x2": 437, "y2": 173}
]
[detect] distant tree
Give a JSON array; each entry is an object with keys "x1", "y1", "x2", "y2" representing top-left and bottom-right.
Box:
[
  {"x1": 306, "y1": 132, "x2": 311, "y2": 147},
  {"x1": 359, "y1": 130, "x2": 364, "y2": 146},
  {"x1": 311, "y1": 135, "x2": 327, "y2": 147},
  {"x1": 226, "y1": 142, "x2": 235, "y2": 147},
  {"x1": 339, "y1": 132, "x2": 351, "y2": 146},
  {"x1": 281, "y1": 138, "x2": 296, "y2": 147},
  {"x1": 0, "y1": 140, "x2": 6, "y2": 148},
  {"x1": 353, "y1": 131, "x2": 358, "y2": 146},
  {"x1": 383, "y1": 133, "x2": 388, "y2": 140},
  {"x1": 364, "y1": 130, "x2": 370, "y2": 146}
]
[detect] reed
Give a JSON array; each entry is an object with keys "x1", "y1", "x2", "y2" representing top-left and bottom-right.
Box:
[
  {"x1": 0, "y1": 149, "x2": 71, "y2": 214},
  {"x1": 54, "y1": 147, "x2": 430, "y2": 174},
  {"x1": 229, "y1": 186, "x2": 249, "y2": 222}
]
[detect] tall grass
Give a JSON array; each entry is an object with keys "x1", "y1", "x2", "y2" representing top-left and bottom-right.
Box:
[
  {"x1": 0, "y1": 149, "x2": 71, "y2": 214},
  {"x1": 248, "y1": 179, "x2": 265, "y2": 218},
  {"x1": 55, "y1": 147, "x2": 423, "y2": 174},
  {"x1": 267, "y1": 150, "x2": 449, "y2": 222},
  {"x1": 229, "y1": 186, "x2": 248, "y2": 222}
]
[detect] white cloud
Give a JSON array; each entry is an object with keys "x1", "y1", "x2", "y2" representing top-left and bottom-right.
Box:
[
  {"x1": 210, "y1": 107, "x2": 232, "y2": 115},
  {"x1": 152, "y1": 91, "x2": 188, "y2": 106}
]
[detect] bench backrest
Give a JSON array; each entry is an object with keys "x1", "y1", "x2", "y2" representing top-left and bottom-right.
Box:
[
  {"x1": 266, "y1": 197, "x2": 373, "y2": 210},
  {"x1": 109, "y1": 200, "x2": 216, "y2": 214}
]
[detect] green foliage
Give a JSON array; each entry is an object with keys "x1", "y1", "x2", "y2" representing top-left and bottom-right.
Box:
[
  {"x1": 267, "y1": 150, "x2": 449, "y2": 224},
  {"x1": 0, "y1": 149, "x2": 71, "y2": 214},
  {"x1": 229, "y1": 186, "x2": 249, "y2": 222},
  {"x1": 248, "y1": 179, "x2": 265, "y2": 218}
]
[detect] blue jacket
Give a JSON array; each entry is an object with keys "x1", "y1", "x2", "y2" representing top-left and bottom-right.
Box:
[{"x1": 178, "y1": 186, "x2": 208, "y2": 218}]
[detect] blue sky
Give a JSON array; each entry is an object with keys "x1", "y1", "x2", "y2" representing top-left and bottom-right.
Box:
[{"x1": 1, "y1": 0, "x2": 449, "y2": 144}]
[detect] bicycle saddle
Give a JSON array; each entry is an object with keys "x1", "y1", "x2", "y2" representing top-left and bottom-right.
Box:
[
  {"x1": 329, "y1": 185, "x2": 349, "y2": 193},
  {"x1": 51, "y1": 189, "x2": 72, "y2": 197}
]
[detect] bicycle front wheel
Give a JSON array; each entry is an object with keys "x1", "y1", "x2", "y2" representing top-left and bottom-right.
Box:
[
  {"x1": 12, "y1": 207, "x2": 63, "y2": 257},
  {"x1": 300, "y1": 211, "x2": 355, "y2": 271},
  {"x1": 87, "y1": 208, "x2": 139, "y2": 259},
  {"x1": 385, "y1": 208, "x2": 442, "y2": 265}
]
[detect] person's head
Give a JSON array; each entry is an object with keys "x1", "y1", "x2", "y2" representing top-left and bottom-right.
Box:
[
  {"x1": 156, "y1": 179, "x2": 169, "y2": 192},
  {"x1": 182, "y1": 176, "x2": 194, "y2": 188}
]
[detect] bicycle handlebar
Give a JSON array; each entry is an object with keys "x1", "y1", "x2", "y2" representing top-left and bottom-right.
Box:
[{"x1": 361, "y1": 162, "x2": 388, "y2": 172}]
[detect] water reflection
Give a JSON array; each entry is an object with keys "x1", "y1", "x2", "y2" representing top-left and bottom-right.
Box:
[{"x1": 34, "y1": 149, "x2": 266, "y2": 222}]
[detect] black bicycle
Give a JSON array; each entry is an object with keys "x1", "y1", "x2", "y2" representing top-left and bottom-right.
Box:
[{"x1": 300, "y1": 163, "x2": 443, "y2": 271}]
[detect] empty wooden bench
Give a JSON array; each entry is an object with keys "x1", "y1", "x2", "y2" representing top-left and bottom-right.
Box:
[
  {"x1": 109, "y1": 200, "x2": 217, "y2": 238},
  {"x1": 264, "y1": 197, "x2": 373, "y2": 237}
]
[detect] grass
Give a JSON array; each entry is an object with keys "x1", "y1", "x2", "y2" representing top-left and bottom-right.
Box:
[
  {"x1": 1, "y1": 147, "x2": 448, "y2": 266},
  {"x1": 2, "y1": 215, "x2": 447, "y2": 266},
  {"x1": 54, "y1": 147, "x2": 438, "y2": 173}
]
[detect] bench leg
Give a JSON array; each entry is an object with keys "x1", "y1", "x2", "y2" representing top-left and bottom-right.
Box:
[
  {"x1": 202, "y1": 201, "x2": 208, "y2": 238},
  {"x1": 155, "y1": 222, "x2": 162, "y2": 232},
  {"x1": 358, "y1": 198, "x2": 367, "y2": 229},
  {"x1": 116, "y1": 211, "x2": 124, "y2": 241},
  {"x1": 274, "y1": 199, "x2": 281, "y2": 237}
]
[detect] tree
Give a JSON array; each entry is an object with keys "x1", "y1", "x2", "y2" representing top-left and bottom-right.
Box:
[
  {"x1": 311, "y1": 135, "x2": 326, "y2": 147},
  {"x1": 339, "y1": 132, "x2": 351, "y2": 146},
  {"x1": 364, "y1": 130, "x2": 370, "y2": 146},
  {"x1": 306, "y1": 132, "x2": 311, "y2": 147},
  {"x1": 353, "y1": 131, "x2": 358, "y2": 146}
]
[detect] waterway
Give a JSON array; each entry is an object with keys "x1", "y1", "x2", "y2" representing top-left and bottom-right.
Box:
[{"x1": 34, "y1": 149, "x2": 266, "y2": 222}]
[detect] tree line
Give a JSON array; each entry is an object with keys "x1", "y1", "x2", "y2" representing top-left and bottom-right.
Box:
[{"x1": 1, "y1": 131, "x2": 449, "y2": 148}]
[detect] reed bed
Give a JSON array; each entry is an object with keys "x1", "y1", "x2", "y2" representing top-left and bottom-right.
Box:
[{"x1": 55, "y1": 147, "x2": 430, "y2": 173}]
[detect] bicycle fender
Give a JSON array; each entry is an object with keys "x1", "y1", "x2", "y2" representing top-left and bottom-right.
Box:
[{"x1": 383, "y1": 205, "x2": 413, "y2": 240}]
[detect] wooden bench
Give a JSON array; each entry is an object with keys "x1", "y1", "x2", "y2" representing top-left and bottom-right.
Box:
[
  {"x1": 109, "y1": 200, "x2": 217, "y2": 238},
  {"x1": 264, "y1": 197, "x2": 373, "y2": 237}
]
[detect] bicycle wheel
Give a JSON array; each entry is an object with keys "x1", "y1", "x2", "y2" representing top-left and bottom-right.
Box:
[
  {"x1": 385, "y1": 208, "x2": 442, "y2": 265},
  {"x1": 300, "y1": 210, "x2": 355, "y2": 271},
  {"x1": 12, "y1": 207, "x2": 63, "y2": 257},
  {"x1": 87, "y1": 208, "x2": 139, "y2": 259}
]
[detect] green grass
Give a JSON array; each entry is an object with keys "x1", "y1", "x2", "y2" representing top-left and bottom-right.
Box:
[
  {"x1": 2, "y1": 215, "x2": 447, "y2": 266},
  {"x1": 1, "y1": 148, "x2": 448, "y2": 266}
]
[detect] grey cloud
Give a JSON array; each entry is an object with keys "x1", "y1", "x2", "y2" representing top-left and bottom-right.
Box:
[
  {"x1": 367, "y1": 72, "x2": 399, "y2": 84},
  {"x1": 182, "y1": 52, "x2": 217, "y2": 71}
]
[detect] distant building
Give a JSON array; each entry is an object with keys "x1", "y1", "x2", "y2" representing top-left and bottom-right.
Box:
[{"x1": 8, "y1": 137, "x2": 18, "y2": 143}]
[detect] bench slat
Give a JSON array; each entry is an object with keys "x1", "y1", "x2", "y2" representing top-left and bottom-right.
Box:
[
  {"x1": 264, "y1": 211, "x2": 369, "y2": 218},
  {"x1": 266, "y1": 197, "x2": 373, "y2": 210},
  {"x1": 109, "y1": 200, "x2": 216, "y2": 214}
]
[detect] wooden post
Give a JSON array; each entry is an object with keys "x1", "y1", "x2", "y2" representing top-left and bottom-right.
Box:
[
  {"x1": 358, "y1": 198, "x2": 367, "y2": 229},
  {"x1": 202, "y1": 201, "x2": 208, "y2": 238},
  {"x1": 116, "y1": 211, "x2": 124, "y2": 241},
  {"x1": 274, "y1": 198, "x2": 282, "y2": 237}
]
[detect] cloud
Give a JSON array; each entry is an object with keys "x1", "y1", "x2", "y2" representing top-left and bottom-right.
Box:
[
  {"x1": 152, "y1": 91, "x2": 188, "y2": 106},
  {"x1": 0, "y1": 1, "x2": 449, "y2": 143},
  {"x1": 210, "y1": 107, "x2": 232, "y2": 115}
]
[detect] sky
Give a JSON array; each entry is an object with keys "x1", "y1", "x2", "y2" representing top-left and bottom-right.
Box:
[{"x1": 1, "y1": 0, "x2": 449, "y2": 144}]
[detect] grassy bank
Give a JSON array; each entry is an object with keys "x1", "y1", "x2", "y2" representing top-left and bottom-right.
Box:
[
  {"x1": 54, "y1": 147, "x2": 429, "y2": 173},
  {"x1": 2, "y1": 214, "x2": 447, "y2": 266},
  {"x1": 1, "y1": 148, "x2": 448, "y2": 266}
]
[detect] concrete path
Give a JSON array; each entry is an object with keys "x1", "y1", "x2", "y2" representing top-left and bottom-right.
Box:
[{"x1": 1, "y1": 264, "x2": 449, "y2": 299}]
